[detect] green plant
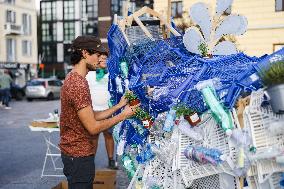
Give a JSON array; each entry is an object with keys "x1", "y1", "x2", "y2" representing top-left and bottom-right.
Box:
[
  {"x1": 198, "y1": 42, "x2": 209, "y2": 57},
  {"x1": 135, "y1": 107, "x2": 151, "y2": 120},
  {"x1": 173, "y1": 103, "x2": 195, "y2": 118},
  {"x1": 124, "y1": 90, "x2": 138, "y2": 101},
  {"x1": 259, "y1": 61, "x2": 284, "y2": 86}
]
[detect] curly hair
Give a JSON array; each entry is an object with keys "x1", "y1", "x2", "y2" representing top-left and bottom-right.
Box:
[{"x1": 70, "y1": 49, "x2": 98, "y2": 65}]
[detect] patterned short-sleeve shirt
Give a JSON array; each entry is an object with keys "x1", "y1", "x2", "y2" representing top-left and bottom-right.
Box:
[{"x1": 59, "y1": 71, "x2": 94, "y2": 157}]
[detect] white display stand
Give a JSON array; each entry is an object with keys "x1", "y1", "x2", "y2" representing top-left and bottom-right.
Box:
[{"x1": 29, "y1": 126, "x2": 64, "y2": 178}]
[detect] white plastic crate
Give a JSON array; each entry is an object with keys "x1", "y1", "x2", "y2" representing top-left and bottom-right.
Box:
[
  {"x1": 177, "y1": 111, "x2": 238, "y2": 183},
  {"x1": 188, "y1": 173, "x2": 241, "y2": 189},
  {"x1": 142, "y1": 158, "x2": 187, "y2": 189},
  {"x1": 244, "y1": 90, "x2": 284, "y2": 183},
  {"x1": 247, "y1": 172, "x2": 283, "y2": 189}
]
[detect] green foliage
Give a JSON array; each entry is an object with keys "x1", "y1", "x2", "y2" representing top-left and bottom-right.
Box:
[
  {"x1": 135, "y1": 107, "x2": 151, "y2": 120},
  {"x1": 124, "y1": 90, "x2": 138, "y2": 101},
  {"x1": 198, "y1": 42, "x2": 209, "y2": 57},
  {"x1": 173, "y1": 103, "x2": 195, "y2": 118},
  {"x1": 259, "y1": 61, "x2": 284, "y2": 86}
]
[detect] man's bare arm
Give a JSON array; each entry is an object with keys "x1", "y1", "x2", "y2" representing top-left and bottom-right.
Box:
[
  {"x1": 94, "y1": 103, "x2": 124, "y2": 120},
  {"x1": 78, "y1": 104, "x2": 138, "y2": 135},
  {"x1": 93, "y1": 96, "x2": 129, "y2": 120}
]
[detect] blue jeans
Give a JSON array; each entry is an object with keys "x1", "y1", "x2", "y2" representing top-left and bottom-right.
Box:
[{"x1": 1, "y1": 88, "x2": 11, "y2": 107}]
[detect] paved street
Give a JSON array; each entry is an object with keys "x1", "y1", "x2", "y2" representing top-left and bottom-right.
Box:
[{"x1": 0, "y1": 99, "x2": 129, "y2": 189}]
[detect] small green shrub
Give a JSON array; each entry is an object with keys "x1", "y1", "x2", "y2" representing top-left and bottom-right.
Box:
[
  {"x1": 173, "y1": 103, "x2": 195, "y2": 118},
  {"x1": 259, "y1": 61, "x2": 284, "y2": 86}
]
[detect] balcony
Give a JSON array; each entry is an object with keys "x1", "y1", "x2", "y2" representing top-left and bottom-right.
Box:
[{"x1": 4, "y1": 23, "x2": 23, "y2": 35}]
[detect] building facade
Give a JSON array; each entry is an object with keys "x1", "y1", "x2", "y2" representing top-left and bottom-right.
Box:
[
  {"x1": 0, "y1": 0, "x2": 38, "y2": 86},
  {"x1": 39, "y1": 0, "x2": 153, "y2": 78},
  {"x1": 154, "y1": 0, "x2": 284, "y2": 56},
  {"x1": 40, "y1": 0, "x2": 99, "y2": 78}
]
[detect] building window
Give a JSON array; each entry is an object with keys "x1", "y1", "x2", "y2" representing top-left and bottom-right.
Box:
[
  {"x1": 22, "y1": 40, "x2": 32, "y2": 56},
  {"x1": 273, "y1": 44, "x2": 284, "y2": 52},
  {"x1": 22, "y1": 14, "x2": 32, "y2": 35},
  {"x1": 42, "y1": 23, "x2": 51, "y2": 41},
  {"x1": 6, "y1": 38, "x2": 16, "y2": 62},
  {"x1": 64, "y1": 22, "x2": 75, "y2": 41},
  {"x1": 6, "y1": 10, "x2": 16, "y2": 23},
  {"x1": 42, "y1": 44, "x2": 57, "y2": 63},
  {"x1": 64, "y1": 1, "x2": 75, "y2": 20},
  {"x1": 83, "y1": 20, "x2": 98, "y2": 35},
  {"x1": 41, "y1": 1, "x2": 56, "y2": 21},
  {"x1": 52, "y1": 23, "x2": 57, "y2": 41},
  {"x1": 276, "y1": 0, "x2": 284, "y2": 11},
  {"x1": 5, "y1": 0, "x2": 15, "y2": 4},
  {"x1": 171, "y1": 1, "x2": 183, "y2": 18},
  {"x1": 86, "y1": 0, "x2": 98, "y2": 19},
  {"x1": 42, "y1": 22, "x2": 56, "y2": 42},
  {"x1": 111, "y1": 0, "x2": 120, "y2": 15}
]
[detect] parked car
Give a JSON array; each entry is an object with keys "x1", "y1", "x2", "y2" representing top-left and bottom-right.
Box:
[
  {"x1": 25, "y1": 78, "x2": 63, "y2": 101},
  {"x1": 10, "y1": 83, "x2": 26, "y2": 100}
]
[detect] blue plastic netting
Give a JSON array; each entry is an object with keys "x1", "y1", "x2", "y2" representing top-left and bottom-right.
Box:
[{"x1": 107, "y1": 23, "x2": 268, "y2": 116}]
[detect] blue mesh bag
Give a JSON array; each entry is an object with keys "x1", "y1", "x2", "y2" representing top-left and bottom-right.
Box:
[
  {"x1": 107, "y1": 22, "x2": 267, "y2": 115},
  {"x1": 253, "y1": 47, "x2": 284, "y2": 73}
]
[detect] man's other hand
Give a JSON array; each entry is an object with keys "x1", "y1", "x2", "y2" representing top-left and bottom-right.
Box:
[{"x1": 122, "y1": 104, "x2": 140, "y2": 119}]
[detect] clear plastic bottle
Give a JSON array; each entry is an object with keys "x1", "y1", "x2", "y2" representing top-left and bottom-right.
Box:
[{"x1": 163, "y1": 109, "x2": 176, "y2": 132}]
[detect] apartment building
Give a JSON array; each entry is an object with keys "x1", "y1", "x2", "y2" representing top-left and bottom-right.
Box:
[
  {"x1": 0, "y1": 0, "x2": 38, "y2": 86},
  {"x1": 154, "y1": 0, "x2": 284, "y2": 56},
  {"x1": 39, "y1": 0, "x2": 153, "y2": 77}
]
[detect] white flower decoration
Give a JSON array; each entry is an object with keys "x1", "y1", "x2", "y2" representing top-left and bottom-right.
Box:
[{"x1": 183, "y1": 0, "x2": 248, "y2": 56}]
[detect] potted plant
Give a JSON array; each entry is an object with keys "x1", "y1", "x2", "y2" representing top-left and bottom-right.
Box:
[
  {"x1": 135, "y1": 107, "x2": 154, "y2": 129},
  {"x1": 198, "y1": 42, "x2": 212, "y2": 58},
  {"x1": 259, "y1": 61, "x2": 284, "y2": 113},
  {"x1": 173, "y1": 103, "x2": 201, "y2": 126},
  {"x1": 124, "y1": 90, "x2": 140, "y2": 106}
]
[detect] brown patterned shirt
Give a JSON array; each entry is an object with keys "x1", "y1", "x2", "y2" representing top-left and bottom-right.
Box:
[{"x1": 59, "y1": 71, "x2": 94, "y2": 157}]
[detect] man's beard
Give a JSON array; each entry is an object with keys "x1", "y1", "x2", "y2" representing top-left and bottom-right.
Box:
[{"x1": 86, "y1": 62, "x2": 97, "y2": 71}]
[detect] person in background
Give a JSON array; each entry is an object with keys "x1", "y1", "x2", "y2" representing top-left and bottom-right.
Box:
[
  {"x1": 60, "y1": 35, "x2": 139, "y2": 189},
  {"x1": 0, "y1": 69, "x2": 13, "y2": 109},
  {"x1": 86, "y1": 52, "x2": 117, "y2": 169},
  {"x1": 0, "y1": 70, "x2": 3, "y2": 107}
]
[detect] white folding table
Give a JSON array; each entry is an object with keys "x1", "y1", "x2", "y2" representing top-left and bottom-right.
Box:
[{"x1": 29, "y1": 126, "x2": 65, "y2": 178}]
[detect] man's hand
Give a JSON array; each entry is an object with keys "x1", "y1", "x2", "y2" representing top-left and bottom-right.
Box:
[
  {"x1": 118, "y1": 96, "x2": 128, "y2": 108},
  {"x1": 122, "y1": 104, "x2": 140, "y2": 119}
]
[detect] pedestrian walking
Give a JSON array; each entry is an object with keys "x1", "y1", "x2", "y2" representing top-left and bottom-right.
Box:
[
  {"x1": 0, "y1": 69, "x2": 13, "y2": 109},
  {"x1": 86, "y1": 52, "x2": 118, "y2": 169},
  {"x1": 59, "y1": 35, "x2": 139, "y2": 189}
]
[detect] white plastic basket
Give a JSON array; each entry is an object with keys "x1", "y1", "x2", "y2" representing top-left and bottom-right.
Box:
[
  {"x1": 177, "y1": 111, "x2": 239, "y2": 183},
  {"x1": 142, "y1": 158, "x2": 187, "y2": 189},
  {"x1": 188, "y1": 173, "x2": 242, "y2": 189},
  {"x1": 244, "y1": 90, "x2": 284, "y2": 183},
  {"x1": 247, "y1": 172, "x2": 283, "y2": 189}
]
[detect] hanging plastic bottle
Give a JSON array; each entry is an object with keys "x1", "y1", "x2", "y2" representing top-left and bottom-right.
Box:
[
  {"x1": 237, "y1": 147, "x2": 245, "y2": 168},
  {"x1": 117, "y1": 127, "x2": 128, "y2": 156},
  {"x1": 196, "y1": 80, "x2": 233, "y2": 136},
  {"x1": 177, "y1": 118, "x2": 203, "y2": 141},
  {"x1": 121, "y1": 154, "x2": 136, "y2": 179},
  {"x1": 184, "y1": 145, "x2": 225, "y2": 165},
  {"x1": 120, "y1": 59, "x2": 129, "y2": 79},
  {"x1": 163, "y1": 109, "x2": 176, "y2": 132},
  {"x1": 115, "y1": 76, "x2": 123, "y2": 93}
]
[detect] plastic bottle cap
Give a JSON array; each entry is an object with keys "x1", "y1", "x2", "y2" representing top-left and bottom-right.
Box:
[{"x1": 226, "y1": 129, "x2": 232, "y2": 136}]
